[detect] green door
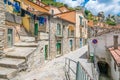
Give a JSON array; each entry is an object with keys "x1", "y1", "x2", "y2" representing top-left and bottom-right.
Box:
[
  {"x1": 56, "y1": 43, "x2": 61, "y2": 55},
  {"x1": 7, "y1": 29, "x2": 13, "y2": 47},
  {"x1": 45, "y1": 45, "x2": 48, "y2": 60},
  {"x1": 34, "y1": 23, "x2": 38, "y2": 36},
  {"x1": 70, "y1": 40, "x2": 73, "y2": 51}
]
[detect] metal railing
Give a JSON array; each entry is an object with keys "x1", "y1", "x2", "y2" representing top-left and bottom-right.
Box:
[{"x1": 65, "y1": 57, "x2": 93, "y2": 80}]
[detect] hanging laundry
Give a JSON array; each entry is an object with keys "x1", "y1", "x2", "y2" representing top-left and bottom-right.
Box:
[
  {"x1": 13, "y1": 1, "x2": 21, "y2": 13},
  {"x1": 21, "y1": 9, "x2": 25, "y2": 17},
  {"x1": 8, "y1": 0, "x2": 12, "y2": 5},
  {"x1": 39, "y1": 17, "x2": 44, "y2": 24},
  {"x1": 4, "y1": 0, "x2": 7, "y2": 4},
  {"x1": 25, "y1": 10, "x2": 31, "y2": 16}
]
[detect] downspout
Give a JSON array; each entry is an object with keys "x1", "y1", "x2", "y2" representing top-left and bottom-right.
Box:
[
  {"x1": 62, "y1": 19, "x2": 63, "y2": 55},
  {"x1": 48, "y1": 15, "x2": 51, "y2": 60},
  {"x1": 119, "y1": 67, "x2": 120, "y2": 80},
  {"x1": 74, "y1": 24, "x2": 76, "y2": 50}
]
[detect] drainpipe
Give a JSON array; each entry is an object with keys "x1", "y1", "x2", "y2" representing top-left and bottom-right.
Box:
[
  {"x1": 62, "y1": 19, "x2": 63, "y2": 56},
  {"x1": 113, "y1": 35, "x2": 118, "y2": 49},
  {"x1": 119, "y1": 67, "x2": 120, "y2": 80},
  {"x1": 48, "y1": 15, "x2": 51, "y2": 60}
]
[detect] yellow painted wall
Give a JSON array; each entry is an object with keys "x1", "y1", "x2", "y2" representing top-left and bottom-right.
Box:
[
  {"x1": 6, "y1": 0, "x2": 21, "y2": 13},
  {"x1": 22, "y1": 15, "x2": 30, "y2": 32},
  {"x1": 6, "y1": 0, "x2": 14, "y2": 13}
]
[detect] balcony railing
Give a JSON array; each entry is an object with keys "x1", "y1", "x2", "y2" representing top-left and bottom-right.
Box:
[
  {"x1": 55, "y1": 33, "x2": 63, "y2": 38},
  {"x1": 5, "y1": 12, "x2": 22, "y2": 24},
  {"x1": 68, "y1": 34, "x2": 74, "y2": 38}
]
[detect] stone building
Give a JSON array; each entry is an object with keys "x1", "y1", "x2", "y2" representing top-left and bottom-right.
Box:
[
  {"x1": 56, "y1": 10, "x2": 88, "y2": 49},
  {"x1": 0, "y1": 0, "x2": 7, "y2": 50},
  {"x1": 108, "y1": 35, "x2": 120, "y2": 80},
  {"x1": 89, "y1": 31, "x2": 120, "y2": 79},
  {"x1": 0, "y1": 0, "x2": 50, "y2": 79},
  {"x1": 49, "y1": 16, "x2": 75, "y2": 59}
]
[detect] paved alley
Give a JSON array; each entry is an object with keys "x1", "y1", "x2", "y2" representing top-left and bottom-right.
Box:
[{"x1": 12, "y1": 46, "x2": 89, "y2": 80}]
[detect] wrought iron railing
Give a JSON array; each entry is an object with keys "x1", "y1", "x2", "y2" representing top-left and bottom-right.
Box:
[{"x1": 65, "y1": 57, "x2": 94, "y2": 80}]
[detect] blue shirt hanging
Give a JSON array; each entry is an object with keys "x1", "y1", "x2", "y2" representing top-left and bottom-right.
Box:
[
  {"x1": 4, "y1": 0, "x2": 7, "y2": 4},
  {"x1": 39, "y1": 17, "x2": 44, "y2": 24},
  {"x1": 13, "y1": 2, "x2": 21, "y2": 13},
  {"x1": 8, "y1": 0, "x2": 12, "y2": 5}
]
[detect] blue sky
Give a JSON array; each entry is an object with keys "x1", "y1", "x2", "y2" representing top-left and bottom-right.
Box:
[{"x1": 56, "y1": 0, "x2": 120, "y2": 16}]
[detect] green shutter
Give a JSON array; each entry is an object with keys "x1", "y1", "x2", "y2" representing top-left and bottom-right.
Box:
[{"x1": 34, "y1": 23, "x2": 38, "y2": 36}]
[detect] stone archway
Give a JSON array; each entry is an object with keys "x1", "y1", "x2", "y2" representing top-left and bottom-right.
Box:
[
  {"x1": 98, "y1": 61, "x2": 109, "y2": 75},
  {"x1": 97, "y1": 61, "x2": 111, "y2": 80}
]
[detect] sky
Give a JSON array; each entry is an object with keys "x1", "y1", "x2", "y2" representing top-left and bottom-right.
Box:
[{"x1": 56, "y1": 0, "x2": 120, "y2": 16}]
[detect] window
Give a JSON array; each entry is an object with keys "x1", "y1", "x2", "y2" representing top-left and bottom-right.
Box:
[
  {"x1": 114, "y1": 62, "x2": 116, "y2": 71},
  {"x1": 79, "y1": 16, "x2": 83, "y2": 25},
  {"x1": 51, "y1": 9, "x2": 54, "y2": 15},
  {"x1": 68, "y1": 30, "x2": 74, "y2": 37},
  {"x1": 68, "y1": 26, "x2": 74, "y2": 37},
  {"x1": 56, "y1": 23, "x2": 62, "y2": 35}
]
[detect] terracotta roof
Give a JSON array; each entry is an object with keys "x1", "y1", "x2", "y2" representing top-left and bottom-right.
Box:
[
  {"x1": 108, "y1": 47, "x2": 120, "y2": 66},
  {"x1": 59, "y1": 6, "x2": 69, "y2": 12},
  {"x1": 44, "y1": 6, "x2": 50, "y2": 10},
  {"x1": 44, "y1": 5, "x2": 62, "y2": 14},
  {"x1": 55, "y1": 11, "x2": 76, "y2": 24},
  {"x1": 23, "y1": 0, "x2": 49, "y2": 14},
  {"x1": 88, "y1": 20, "x2": 94, "y2": 27}
]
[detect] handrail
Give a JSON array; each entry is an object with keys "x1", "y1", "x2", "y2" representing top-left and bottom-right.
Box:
[{"x1": 65, "y1": 57, "x2": 93, "y2": 80}]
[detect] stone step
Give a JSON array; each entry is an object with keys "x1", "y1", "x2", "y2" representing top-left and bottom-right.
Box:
[
  {"x1": 0, "y1": 67, "x2": 17, "y2": 79},
  {"x1": 14, "y1": 42, "x2": 38, "y2": 47},
  {"x1": 0, "y1": 58, "x2": 25, "y2": 69},
  {"x1": 20, "y1": 36, "x2": 35, "y2": 42},
  {"x1": 6, "y1": 47, "x2": 36, "y2": 59}
]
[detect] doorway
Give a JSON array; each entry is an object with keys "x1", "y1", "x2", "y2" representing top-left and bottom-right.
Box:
[
  {"x1": 98, "y1": 61, "x2": 110, "y2": 80},
  {"x1": 7, "y1": 29, "x2": 13, "y2": 47},
  {"x1": 44, "y1": 45, "x2": 48, "y2": 60},
  {"x1": 34, "y1": 23, "x2": 38, "y2": 36},
  {"x1": 70, "y1": 40, "x2": 73, "y2": 51},
  {"x1": 56, "y1": 40, "x2": 62, "y2": 55},
  {"x1": 80, "y1": 38, "x2": 82, "y2": 48}
]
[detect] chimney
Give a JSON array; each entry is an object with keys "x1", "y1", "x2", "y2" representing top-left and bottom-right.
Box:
[{"x1": 114, "y1": 35, "x2": 118, "y2": 49}]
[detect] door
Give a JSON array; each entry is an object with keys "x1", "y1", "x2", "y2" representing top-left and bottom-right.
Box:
[
  {"x1": 7, "y1": 29, "x2": 13, "y2": 47},
  {"x1": 56, "y1": 42, "x2": 61, "y2": 55},
  {"x1": 70, "y1": 40, "x2": 73, "y2": 51},
  {"x1": 45, "y1": 45, "x2": 48, "y2": 60},
  {"x1": 80, "y1": 38, "x2": 82, "y2": 48},
  {"x1": 34, "y1": 23, "x2": 38, "y2": 36}
]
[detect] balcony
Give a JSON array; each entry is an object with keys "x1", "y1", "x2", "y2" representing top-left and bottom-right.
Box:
[
  {"x1": 68, "y1": 31, "x2": 74, "y2": 38},
  {"x1": 55, "y1": 33, "x2": 63, "y2": 38},
  {"x1": 5, "y1": 12, "x2": 22, "y2": 24}
]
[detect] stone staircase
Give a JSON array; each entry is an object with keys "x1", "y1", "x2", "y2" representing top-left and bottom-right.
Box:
[{"x1": 0, "y1": 42, "x2": 38, "y2": 80}]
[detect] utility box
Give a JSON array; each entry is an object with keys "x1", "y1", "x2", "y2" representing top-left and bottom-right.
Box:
[{"x1": 90, "y1": 53, "x2": 94, "y2": 63}]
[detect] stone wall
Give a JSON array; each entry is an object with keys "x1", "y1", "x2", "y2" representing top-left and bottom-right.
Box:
[
  {"x1": 0, "y1": 0, "x2": 7, "y2": 49},
  {"x1": 49, "y1": 17, "x2": 75, "y2": 59}
]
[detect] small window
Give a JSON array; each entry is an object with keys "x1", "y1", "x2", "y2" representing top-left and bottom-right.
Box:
[
  {"x1": 56, "y1": 23, "x2": 61, "y2": 35},
  {"x1": 114, "y1": 62, "x2": 116, "y2": 71},
  {"x1": 79, "y1": 16, "x2": 83, "y2": 25},
  {"x1": 51, "y1": 10, "x2": 54, "y2": 15}
]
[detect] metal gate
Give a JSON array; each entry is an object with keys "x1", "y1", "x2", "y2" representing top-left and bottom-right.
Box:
[{"x1": 65, "y1": 58, "x2": 93, "y2": 80}]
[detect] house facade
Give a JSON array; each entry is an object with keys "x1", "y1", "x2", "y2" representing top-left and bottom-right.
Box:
[
  {"x1": 49, "y1": 16, "x2": 75, "y2": 59},
  {"x1": 1, "y1": 0, "x2": 88, "y2": 61},
  {"x1": 108, "y1": 35, "x2": 120, "y2": 80}
]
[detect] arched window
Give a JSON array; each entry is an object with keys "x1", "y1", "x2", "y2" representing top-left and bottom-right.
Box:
[
  {"x1": 68, "y1": 26, "x2": 74, "y2": 37},
  {"x1": 56, "y1": 23, "x2": 61, "y2": 35}
]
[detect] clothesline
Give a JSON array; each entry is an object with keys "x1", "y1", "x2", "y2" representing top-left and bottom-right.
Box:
[{"x1": 4, "y1": 0, "x2": 47, "y2": 25}]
